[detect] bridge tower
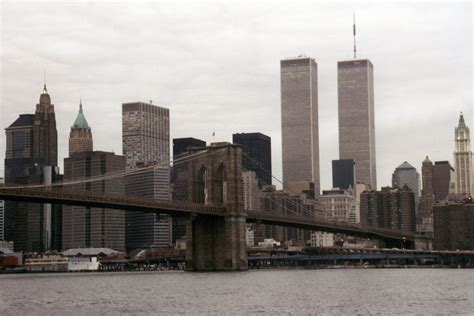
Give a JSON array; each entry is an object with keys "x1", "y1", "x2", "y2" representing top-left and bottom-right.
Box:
[{"x1": 185, "y1": 142, "x2": 247, "y2": 271}]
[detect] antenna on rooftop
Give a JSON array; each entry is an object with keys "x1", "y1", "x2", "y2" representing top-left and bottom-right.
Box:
[{"x1": 353, "y1": 12, "x2": 357, "y2": 59}]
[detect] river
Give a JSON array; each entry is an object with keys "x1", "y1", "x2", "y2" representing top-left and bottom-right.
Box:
[{"x1": 0, "y1": 269, "x2": 473, "y2": 315}]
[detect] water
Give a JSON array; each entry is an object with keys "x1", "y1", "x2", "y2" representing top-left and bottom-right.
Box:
[{"x1": 1, "y1": 269, "x2": 473, "y2": 315}]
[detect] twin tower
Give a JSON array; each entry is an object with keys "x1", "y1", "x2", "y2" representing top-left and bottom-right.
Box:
[{"x1": 281, "y1": 57, "x2": 376, "y2": 194}]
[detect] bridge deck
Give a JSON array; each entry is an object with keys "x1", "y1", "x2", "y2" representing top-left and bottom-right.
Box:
[{"x1": 0, "y1": 187, "x2": 414, "y2": 242}]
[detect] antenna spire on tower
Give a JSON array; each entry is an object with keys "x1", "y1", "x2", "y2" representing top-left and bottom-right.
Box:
[
  {"x1": 352, "y1": 12, "x2": 357, "y2": 59},
  {"x1": 353, "y1": 12, "x2": 357, "y2": 59}
]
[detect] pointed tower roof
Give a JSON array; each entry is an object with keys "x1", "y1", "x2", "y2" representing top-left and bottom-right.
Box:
[
  {"x1": 39, "y1": 84, "x2": 51, "y2": 105},
  {"x1": 458, "y1": 112, "x2": 466, "y2": 128},
  {"x1": 72, "y1": 100, "x2": 90, "y2": 128},
  {"x1": 396, "y1": 161, "x2": 415, "y2": 170},
  {"x1": 423, "y1": 156, "x2": 432, "y2": 163}
]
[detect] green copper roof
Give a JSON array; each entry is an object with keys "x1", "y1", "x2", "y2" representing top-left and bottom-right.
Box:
[{"x1": 73, "y1": 101, "x2": 90, "y2": 128}]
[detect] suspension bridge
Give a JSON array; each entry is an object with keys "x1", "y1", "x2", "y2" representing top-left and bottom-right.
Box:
[{"x1": 0, "y1": 143, "x2": 416, "y2": 271}]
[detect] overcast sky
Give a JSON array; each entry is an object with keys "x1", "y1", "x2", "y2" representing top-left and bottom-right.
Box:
[{"x1": 0, "y1": 0, "x2": 472, "y2": 190}]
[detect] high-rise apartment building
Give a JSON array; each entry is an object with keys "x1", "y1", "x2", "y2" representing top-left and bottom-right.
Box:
[
  {"x1": 69, "y1": 101, "x2": 93, "y2": 156},
  {"x1": 233, "y1": 133, "x2": 272, "y2": 187},
  {"x1": 281, "y1": 57, "x2": 320, "y2": 195},
  {"x1": 454, "y1": 113, "x2": 473, "y2": 196},
  {"x1": 360, "y1": 186, "x2": 416, "y2": 234},
  {"x1": 433, "y1": 202, "x2": 474, "y2": 250},
  {"x1": 392, "y1": 161, "x2": 420, "y2": 207},
  {"x1": 63, "y1": 151, "x2": 125, "y2": 251},
  {"x1": 433, "y1": 161, "x2": 455, "y2": 201},
  {"x1": 338, "y1": 59, "x2": 376, "y2": 189},
  {"x1": 122, "y1": 102, "x2": 171, "y2": 251},
  {"x1": 332, "y1": 159, "x2": 356, "y2": 190}
]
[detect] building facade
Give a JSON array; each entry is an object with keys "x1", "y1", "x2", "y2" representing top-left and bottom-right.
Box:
[
  {"x1": 69, "y1": 101, "x2": 93, "y2": 156},
  {"x1": 320, "y1": 189, "x2": 355, "y2": 222},
  {"x1": 433, "y1": 202, "x2": 474, "y2": 250},
  {"x1": 281, "y1": 57, "x2": 320, "y2": 195},
  {"x1": 454, "y1": 113, "x2": 473, "y2": 196},
  {"x1": 63, "y1": 151, "x2": 126, "y2": 251},
  {"x1": 433, "y1": 161, "x2": 455, "y2": 201},
  {"x1": 360, "y1": 186, "x2": 416, "y2": 234},
  {"x1": 122, "y1": 102, "x2": 172, "y2": 251},
  {"x1": 4, "y1": 85, "x2": 59, "y2": 252},
  {"x1": 332, "y1": 159, "x2": 356, "y2": 190},
  {"x1": 33, "y1": 85, "x2": 58, "y2": 167},
  {"x1": 418, "y1": 156, "x2": 435, "y2": 235},
  {"x1": 338, "y1": 59, "x2": 376, "y2": 189},
  {"x1": 232, "y1": 132, "x2": 272, "y2": 187},
  {"x1": 170, "y1": 137, "x2": 206, "y2": 244}
]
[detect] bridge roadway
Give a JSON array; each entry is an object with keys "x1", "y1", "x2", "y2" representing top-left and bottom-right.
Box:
[{"x1": 0, "y1": 186, "x2": 413, "y2": 243}]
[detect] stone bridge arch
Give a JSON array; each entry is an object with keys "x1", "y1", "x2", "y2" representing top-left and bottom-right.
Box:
[{"x1": 185, "y1": 142, "x2": 247, "y2": 271}]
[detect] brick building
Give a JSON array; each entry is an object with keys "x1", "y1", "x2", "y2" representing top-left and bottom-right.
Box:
[{"x1": 433, "y1": 202, "x2": 474, "y2": 250}]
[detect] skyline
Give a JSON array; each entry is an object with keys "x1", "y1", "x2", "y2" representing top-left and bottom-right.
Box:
[{"x1": 0, "y1": 1, "x2": 472, "y2": 190}]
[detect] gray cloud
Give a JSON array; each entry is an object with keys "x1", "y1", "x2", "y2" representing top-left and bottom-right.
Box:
[{"x1": 0, "y1": 1, "x2": 472, "y2": 190}]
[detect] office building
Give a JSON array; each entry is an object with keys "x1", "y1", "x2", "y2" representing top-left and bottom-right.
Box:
[
  {"x1": 122, "y1": 102, "x2": 172, "y2": 251},
  {"x1": 418, "y1": 156, "x2": 435, "y2": 236},
  {"x1": 122, "y1": 102, "x2": 170, "y2": 170},
  {"x1": 392, "y1": 161, "x2": 420, "y2": 207},
  {"x1": 433, "y1": 161, "x2": 455, "y2": 201},
  {"x1": 232, "y1": 132, "x2": 272, "y2": 186},
  {"x1": 360, "y1": 186, "x2": 416, "y2": 234},
  {"x1": 454, "y1": 113, "x2": 473, "y2": 195},
  {"x1": 69, "y1": 101, "x2": 93, "y2": 156},
  {"x1": 173, "y1": 137, "x2": 206, "y2": 161},
  {"x1": 242, "y1": 171, "x2": 260, "y2": 211},
  {"x1": 4, "y1": 85, "x2": 59, "y2": 252},
  {"x1": 433, "y1": 202, "x2": 474, "y2": 250},
  {"x1": 33, "y1": 85, "x2": 58, "y2": 167},
  {"x1": 63, "y1": 151, "x2": 126, "y2": 251},
  {"x1": 170, "y1": 137, "x2": 206, "y2": 244},
  {"x1": 338, "y1": 59, "x2": 376, "y2": 189},
  {"x1": 332, "y1": 159, "x2": 356, "y2": 190},
  {"x1": 281, "y1": 57, "x2": 320, "y2": 195}
]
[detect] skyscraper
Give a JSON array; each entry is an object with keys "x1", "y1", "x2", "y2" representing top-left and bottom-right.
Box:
[
  {"x1": 454, "y1": 113, "x2": 473, "y2": 196},
  {"x1": 122, "y1": 102, "x2": 172, "y2": 251},
  {"x1": 337, "y1": 59, "x2": 376, "y2": 189},
  {"x1": 63, "y1": 151, "x2": 126, "y2": 251},
  {"x1": 4, "y1": 85, "x2": 59, "y2": 251},
  {"x1": 332, "y1": 159, "x2": 356, "y2": 190},
  {"x1": 69, "y1": 101, "x2": 93, "y2": 156},
  {"x1": 418, "y1": 156, "x2": 435, "y2": 236},
  {"x1": 171, "y1": 137, "x2": 206, "y2": 243},
  {"x1": 433, "y1": 161, "x2": 455, "y2": 201},
  {"x1": 232, "y1": 132, "x2": 272, "y2": 187},
  {"x1": 280, "y1": 57, "x2": 320, "y2": 195},
  {"x1": 33, "y1": 85, "x2": 58, "y2": 167},
  {"x1": 392, "y1": 161, "x2": 420, "y2": 207}
]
